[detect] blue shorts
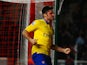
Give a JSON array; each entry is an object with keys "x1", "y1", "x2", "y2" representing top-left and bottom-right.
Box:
[{"x1": 32, "y1": 53, "x2": 52, "y2": 65}]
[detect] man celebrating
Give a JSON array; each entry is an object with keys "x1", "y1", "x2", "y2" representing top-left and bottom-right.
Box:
[{"x1": 22, "y1": 6, "x2": 71, "y2": 65}]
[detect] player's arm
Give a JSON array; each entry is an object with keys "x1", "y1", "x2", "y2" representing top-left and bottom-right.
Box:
[
  {"x1": 51, "y1": 45, "x2": 71, "y2": 54},
  {"x1": 22, "y1": 20, "x2": 38, "y2": 45},
  {"x1": 22, "y1": 30, "x2": 37, "y2": 45},
  {"x1": 50, "y1": 35, "x2": 71, "y2": 54}
]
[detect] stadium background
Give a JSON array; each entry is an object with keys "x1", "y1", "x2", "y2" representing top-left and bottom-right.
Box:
[{"x1": 0, "y1": 0, "x2": 87, "y2": 65}]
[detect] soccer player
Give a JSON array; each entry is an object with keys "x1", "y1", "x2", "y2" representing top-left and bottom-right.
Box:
[{"x1": 22, "y1": 6, "x2": 71, "y2": 65}]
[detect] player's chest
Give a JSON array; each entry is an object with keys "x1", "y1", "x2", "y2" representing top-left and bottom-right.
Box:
[{"x1": 38, "y1": 24, "x2": 53, "y2": 34}]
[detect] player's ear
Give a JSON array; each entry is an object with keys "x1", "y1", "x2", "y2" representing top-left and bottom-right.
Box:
[{"x1": 43, "y1": 13, "x2": 47, "y2": 17}]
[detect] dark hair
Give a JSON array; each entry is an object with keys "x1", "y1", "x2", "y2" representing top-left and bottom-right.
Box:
[{"x1": 42, "y1": 6, "x2": 53, "y2": 14}]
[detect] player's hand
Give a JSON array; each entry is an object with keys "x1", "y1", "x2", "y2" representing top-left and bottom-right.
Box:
[
  {"x1": 63, "y1": 48, "x2": 71, "y2": 54},
  {"x1": 30, "y1": 39, "x2": 42, "y2": 48},
  {"x1": 30, "y1": 39, "x2": 37, "y2": 45}
]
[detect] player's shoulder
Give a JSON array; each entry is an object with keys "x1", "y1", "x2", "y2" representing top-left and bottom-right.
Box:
[
  {"x1": 34, "y1": 19, "x2": 44, "y2": 22},
  {"x1": 34, "y1": 19, "x2": 44, "y2": 24}
]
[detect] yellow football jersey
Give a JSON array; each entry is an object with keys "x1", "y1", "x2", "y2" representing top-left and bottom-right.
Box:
[{"x1": 25, "y1": 19, "x2": 54, "y2": 55}]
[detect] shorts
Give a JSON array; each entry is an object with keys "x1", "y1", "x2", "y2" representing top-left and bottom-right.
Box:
[{"x1": 32, "y1": 53, "x2": 52, "y2": 65}]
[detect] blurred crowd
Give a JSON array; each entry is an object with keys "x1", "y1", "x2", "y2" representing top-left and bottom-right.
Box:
[{"x1": 57, "y1": 0, "x2": 87, "y2": 61}]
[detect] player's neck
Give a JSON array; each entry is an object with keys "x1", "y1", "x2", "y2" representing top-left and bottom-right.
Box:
[{"x1": 44, "y1": 18, "x2": 52, "y2": 24}]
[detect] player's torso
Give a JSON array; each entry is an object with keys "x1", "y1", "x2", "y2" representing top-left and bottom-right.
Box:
[
  {"x1": 32, "y1": 19, "x2": 53, "y2": 55},
  {"x1": 34, "y1": 19, "x2": 53, "y2": 45}
]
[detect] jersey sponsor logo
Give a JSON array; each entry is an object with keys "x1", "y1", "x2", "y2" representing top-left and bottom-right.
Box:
[{"x1": 43, "y1": 33, "x2": 51, "y2": 37}]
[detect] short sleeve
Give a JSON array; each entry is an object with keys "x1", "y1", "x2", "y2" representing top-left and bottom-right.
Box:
[{"x1": 25, "y1": 20, "x2": 39, "y2": 32}]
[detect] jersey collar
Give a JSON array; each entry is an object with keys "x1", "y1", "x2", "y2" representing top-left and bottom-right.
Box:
[{"x1": 43, "y1": 19, "x2": 49, "y2": 24}]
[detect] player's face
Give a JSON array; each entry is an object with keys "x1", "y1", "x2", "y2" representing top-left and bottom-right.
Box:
[{"x1": 45, "y1": 10, "x2": 55, "y2": 21}]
